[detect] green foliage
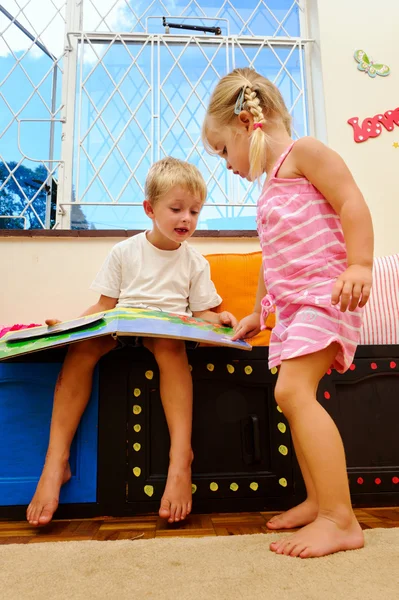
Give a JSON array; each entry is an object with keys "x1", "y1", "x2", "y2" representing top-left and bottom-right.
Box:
[{"x1": 0, "y1": 161, "x2": 89, "y2": 229}]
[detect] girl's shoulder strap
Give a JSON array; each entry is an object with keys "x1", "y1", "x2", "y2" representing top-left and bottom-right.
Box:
[{"x1": 271, "y1": 140, "x2": 297, "y2": 178}]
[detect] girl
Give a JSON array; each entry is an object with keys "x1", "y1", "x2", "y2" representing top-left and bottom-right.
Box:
[{"x1": 202, "y1": 67, "x2": 373, "y2": 558}]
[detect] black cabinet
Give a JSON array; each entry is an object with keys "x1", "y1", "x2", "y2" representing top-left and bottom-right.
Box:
[
  {"x1": 2, "y1": 344, "x2": 399, "y2": 520},
  {"x1": 317, "y1": 348, "x2": 399, "y2": 504},
  {"x1": 123, "y1": 347, "x2": 293, "y2": 513},
  {"x1": 97, "y1": 344, "x2": 399, "y2": 516}
]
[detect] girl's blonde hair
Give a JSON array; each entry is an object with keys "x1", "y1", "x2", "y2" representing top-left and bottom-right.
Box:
[
  {"x1": 145, "y1": 156, "x2": 207, "y2": 205},
  {"x1": 202, "y1": 67, "x2": 291, "y2": 181}
]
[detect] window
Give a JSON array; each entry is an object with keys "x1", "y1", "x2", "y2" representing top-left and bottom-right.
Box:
[{"x1": 0, "y1": 0, "x2": 311, "y2": 231}]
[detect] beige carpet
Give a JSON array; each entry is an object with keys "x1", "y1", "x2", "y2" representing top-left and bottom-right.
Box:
[{"x1": 1, "y1": 529, "x2": 398, "y2": 600}]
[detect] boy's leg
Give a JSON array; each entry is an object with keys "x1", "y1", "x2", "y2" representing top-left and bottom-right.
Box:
[
  {"x1": 269, "y1": 343, "x2": 364, "y2": 558},
  {"x1": 26, "y1": 336, "x2": 117, "y2": 526},
  {"x1": 144, "y1": 338, "x2": 193, "y2": 523}
]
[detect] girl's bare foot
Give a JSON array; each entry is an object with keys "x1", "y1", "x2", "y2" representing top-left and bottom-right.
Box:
[
  {"x1": 270, "y1": 511, "x2": 364, "y2": 558},
  {"x1": 159, "y1": 453, "x2": 193, "y2": 523},
  {"x1": 267, "y1": 499, "x2": 318, "y2": 530},
  {"x1": 26, "y1": 461, "x2": 71, "y2": 526}
]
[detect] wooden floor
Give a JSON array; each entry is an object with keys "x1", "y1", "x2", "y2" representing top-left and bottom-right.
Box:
[{"x1": 0, "y1": 507, "x2": 399, "y2": 544}]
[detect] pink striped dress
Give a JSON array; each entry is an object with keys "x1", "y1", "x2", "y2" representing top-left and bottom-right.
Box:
[{"x1": 257, "y1": 141, "x2": 364, "y2": 373}]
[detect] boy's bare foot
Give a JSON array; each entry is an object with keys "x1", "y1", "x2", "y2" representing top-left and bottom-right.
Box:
[
  {"x1": 269, "y1": 511, "x2": 364, "y2": 558},
  {"x1": 26, "y1": 461, "x2": 71, "y2": 526},
  {"x1": 267, "y1": 499, "x2": 318, "y2": 530},
  {"x1": 159, "y1": 455, "x2": 193, "y2": 523}
]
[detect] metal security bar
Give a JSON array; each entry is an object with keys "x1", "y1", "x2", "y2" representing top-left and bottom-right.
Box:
[
  {"x1": 0, "y1": 0, "x2": 67, "y2": 229},
  {"x1": 57, "y1": 32, "x2": 311, "y2": 229},
  {"x1": 0, "y1": 0, "x2": 311, "y2": 230}
]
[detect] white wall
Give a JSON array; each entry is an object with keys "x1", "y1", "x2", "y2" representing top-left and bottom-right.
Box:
[
  {"x1": 0, "y1": 237, "x2": 261, "y2": 323},
  {"x1": 1, "y1": 0, "x2": 398, "y2": 325},
  {"x1": 313, "y1": 0, "x2": 399, "y2": 257}
]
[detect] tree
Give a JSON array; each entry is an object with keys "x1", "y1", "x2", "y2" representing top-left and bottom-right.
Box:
[{"x1": 0, "y1": 161, "x2": 90, "y2": 230}]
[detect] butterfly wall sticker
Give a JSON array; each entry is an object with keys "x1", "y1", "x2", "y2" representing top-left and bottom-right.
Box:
[{"x1": 354, "y1": 49, "x2": 390, "y2": 78}]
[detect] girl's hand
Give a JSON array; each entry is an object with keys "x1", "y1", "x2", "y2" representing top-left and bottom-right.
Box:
[
  {"x1": 218, "y1": 311, "x2": 238, "y2": 328},
  {"x1": 231, "y1": 312, "x2": 261, "y2": 341},
  {"x1": 331, "y1": 265, "x2": 372, "y2": 312}
]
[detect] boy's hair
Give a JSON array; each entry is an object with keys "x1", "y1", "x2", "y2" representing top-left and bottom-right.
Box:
[
  {"x1": 202, "y1": 67, "x2": 292, "y2": 181},
  {"x1": 145, "y1": 157, "x2": 207, "y2": 205}
]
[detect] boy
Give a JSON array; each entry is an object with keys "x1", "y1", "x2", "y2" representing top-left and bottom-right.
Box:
[{"x1": 27, "y1": 157, "x2": 237, "y2": 526}]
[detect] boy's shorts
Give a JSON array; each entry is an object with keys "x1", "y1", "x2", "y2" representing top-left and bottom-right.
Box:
[{"x1": 116, "y1": 336, "x2": 198, "y2": 350}]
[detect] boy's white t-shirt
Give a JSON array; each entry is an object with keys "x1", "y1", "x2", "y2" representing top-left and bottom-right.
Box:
[{"x1": 90, "y1": 232, "x2": 222, "y2": 316}]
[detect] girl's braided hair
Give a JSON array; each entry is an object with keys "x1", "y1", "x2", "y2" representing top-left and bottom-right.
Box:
[{"x1": 202, "y1": 67, "x2": 291, "y2": 180}]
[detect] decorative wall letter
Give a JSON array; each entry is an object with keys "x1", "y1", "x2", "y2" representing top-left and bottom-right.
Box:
[{"x1": 348, "y1": 108, "x2": 399, "y2": 143}]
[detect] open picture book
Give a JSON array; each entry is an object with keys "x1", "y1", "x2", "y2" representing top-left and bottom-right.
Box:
[{"x1": 0, "y1": 307, "x2": 251, "y2": 361}]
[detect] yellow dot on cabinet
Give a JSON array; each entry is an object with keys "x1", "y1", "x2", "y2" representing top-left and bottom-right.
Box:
[
  {"x1": 250, "y1": 482, "x2": 259, "y2": 491},
  {"x1": 191, "y1": 484, "x2": 197, "y2": 494},
  {"x1": 134, "y1": 424, "x2": 141, "y2": 433},
  {"x1": 226, "y1": 364, "x2": 235, "y2": 374},
  {"x1": 210, "y1": 482, "x2": 218, "y2": 491},
  {"x1": 144, "y1": 485, "x2": 154, "y2": 497},
  {"x1": 207, "y1": 363, "x2": 214, "y2": 372},
  {"x1": 145, "y1": 370, "x2": 153, "y2": 380},
  {"x1": 230, "y1": 482, "x2": 239, "y2": 492},
  {"x1": 133, "y1": 467, "x2": 141, "y2": 477},
  {"x1": 133, "y1": 388, "x2": 141, "y2": 397},
  {"x1": 276, "y1": 406, "x2": 283, "y2": 413},
  {"x1": 278, "y1": 445, "x2": 288, "y2": 456},
  {"x1": 271, "y1": 367, "x2": 278, "y2": 375},
  {"x1": 244, "y1": 365, "x2": 253, "y2": 375},
  {"x1": 279, "y1": 478, "x2": 288, "y2": 488},
  {"x1": 277, "y1": 422, "x2": 286, "y2": 434},
  {"x1": 133, "y1": 443, "x2": 141, "y2": 452},
  {"x1": 133, "y1": 405, "x2": 142, "y2": 415}
]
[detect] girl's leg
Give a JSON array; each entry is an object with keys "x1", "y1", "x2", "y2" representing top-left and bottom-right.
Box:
[
  {"x1": 144, "y1": 338, "x2": 193, "y2": 523},
  {"x1": 26, "y1": 336, "x2": 117, "y2": 526},
  {"x1": 267, "y1": 429, "x2": 318, "y2": 529},
  {"x1": 269, "y1": 343, "x2": 364, "y2": 558}
]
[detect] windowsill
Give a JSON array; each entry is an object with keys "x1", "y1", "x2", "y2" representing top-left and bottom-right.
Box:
[{"x1": 0, "y1": 229, "x2": 258, "y2": 238}]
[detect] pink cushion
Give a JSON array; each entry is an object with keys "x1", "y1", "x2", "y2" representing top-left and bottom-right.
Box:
[
  {"x1": 0, "y1": 324, "x2": 41, "y2": 339},
  {"x1": 360, "y1": 254, "x2": 399, "y2": 345}
]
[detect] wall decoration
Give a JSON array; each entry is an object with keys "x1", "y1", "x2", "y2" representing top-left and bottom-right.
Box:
[
  {"x1": 348, "y1": 107, "x2": 399, "y2": 142},
  {"x1": 354, "y1": 49, "x2": 390, "y2": 78},
  {"x1": 144, "y1": 485, "x2": 154, "y2": 497},
  {"x1": 393, "y1": 142, "x2": 399, "y2": 149}
]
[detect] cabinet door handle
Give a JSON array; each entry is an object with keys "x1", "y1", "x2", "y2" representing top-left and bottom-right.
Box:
[{"x1": 249, "y1": 414, "x2": 261, "y2": 462}]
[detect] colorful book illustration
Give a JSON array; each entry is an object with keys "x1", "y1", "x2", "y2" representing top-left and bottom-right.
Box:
[{"x1": 0, "y1": 308, "x2": 251, "y2": 361}]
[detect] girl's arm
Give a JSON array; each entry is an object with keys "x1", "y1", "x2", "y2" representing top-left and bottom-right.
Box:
[
  {"x1": 293, "y1": 137, "x2": 373, "y2": 311},
  {"x1": 231, "y1": 265, "x2": 266, "y2": 340},
  {"x1": 254, "y1": 263, "x2": 267, "y2": 313}
]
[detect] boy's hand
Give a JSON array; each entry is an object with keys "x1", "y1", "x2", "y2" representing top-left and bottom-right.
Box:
[
  {"x1": 231, "y1": 312, "x2": 261, "y2": 341},
  {"x1": 331, "y1": 265, "x2": 372, "y2": 312},
  {"x1": 218, "y1": 311, "x2": 238, "y2": 328},
  {"x1": 45, "y1": 318, "x2": 62, "y2": 326}
]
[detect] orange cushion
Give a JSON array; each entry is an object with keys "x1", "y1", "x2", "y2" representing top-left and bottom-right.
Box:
[{"x1": 205, "y1": 252, "x2": 275, "y2": 346}]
